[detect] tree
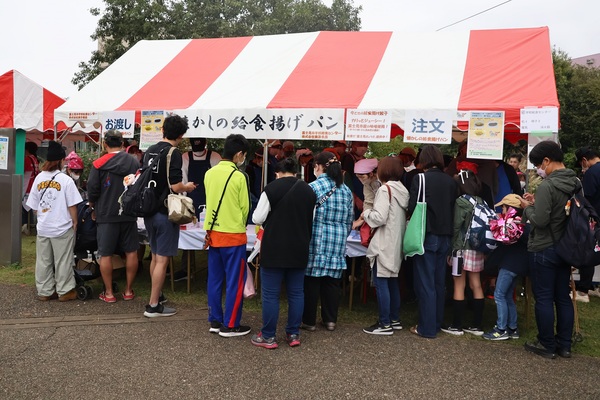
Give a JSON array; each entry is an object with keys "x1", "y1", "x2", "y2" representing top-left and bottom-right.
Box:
[
  {"x1": 553, "y1": 49, "x2": 600, "y2": 156},
  {"x1": 73, "y1": 0, "x2": 362, "y2": 88}
]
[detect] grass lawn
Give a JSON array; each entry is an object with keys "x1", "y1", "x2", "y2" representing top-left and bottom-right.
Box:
[{"x1": 2, "y1": 233, "x2": 599, "y2": 357}]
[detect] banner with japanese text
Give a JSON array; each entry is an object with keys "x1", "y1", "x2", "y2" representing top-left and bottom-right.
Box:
[
  {"x1": 345, "y1": 110, "x2": 391, "y2": 142},
  {"x1": 520, "y1": 107, "x2": 559, "y2": 133},
  {"x1": 140, "y1": 110, "x2": 166, "y2": 151},
  {"x1": 467, "y1": 111, "x2": 505, "y2": 160},
  {"x1": 175, "y1": 109, "x2": 344, "y2": 141},
  {"x1": 101, "y1": 111, "x2": 135, "y2": 139},
  {"x1": 402, "y1": 110, "x2": 454, "y2": 145}
]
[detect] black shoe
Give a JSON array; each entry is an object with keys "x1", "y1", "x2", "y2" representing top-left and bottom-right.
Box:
[
  {"x1": 524, "y1": 340, "x2": 557, "y2": 359},
  {"x1": 557, "y1": 347, "x2": 572, "y2": 358},
  {"x1": 158, "y1": 292, "x2": 167, "y2": 305},
  {"x1": 209, "y1": 320, "x2": 221, "y2": 334},
  {"x1": 173, "y1": 270, "x2": 188, "y2": 282},
  {"x1": 363, "y1": 322, "x2": 393, "y2": 336},
  {"x1": 218, "y1": 325, "x2": 251, "y2": 337}
]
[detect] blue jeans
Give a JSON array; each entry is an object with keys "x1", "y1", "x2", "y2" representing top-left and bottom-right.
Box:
[
  {"x1": 373, "y1": 261, "x2": 400, "y2": 326},
  {"x1": 529, "y1": 246, "x2": 574, "y2": 352},
  {"x1": 413, "y1": 233, "x2": 450, "y2": 338},
  {"x1": 260, "y1": 267, "x2": 305, "y2": 338},
  {"x1": 494, "y1": 269, "x2": 518, "y2": 331}
]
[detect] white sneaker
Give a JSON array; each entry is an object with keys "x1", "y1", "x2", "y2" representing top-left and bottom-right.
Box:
[
  {"x1": 569, "y1": 291, "x2": 590, "y2": 303},
  {"x1": 588, "y1": 287, "x2": 600, "y2": 298}
]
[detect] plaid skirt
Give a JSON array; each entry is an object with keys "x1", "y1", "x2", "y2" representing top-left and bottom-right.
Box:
[{"x1": 462, "y1": 250, "x2": 484, "y2": 272}]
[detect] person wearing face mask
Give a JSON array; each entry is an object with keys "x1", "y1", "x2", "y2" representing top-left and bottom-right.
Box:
[
  {"x1": 519, "y1": 140, "x2": 578, "y2": 359},
  {"x1": 204, "y1": 134, "x2": 253, "y2": 337},
  {"x1": 65, "y1": 151, "x2": 87, "y2": 200}
]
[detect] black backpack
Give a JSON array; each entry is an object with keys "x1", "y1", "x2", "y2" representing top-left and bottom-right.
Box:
[
  {"x1": 553, "y1": 185, "x2": 600, "y2": 268},
  {"x1": 118, "y1": 148, "x2": 167, "y2": 218},
  {"x1": 74, "y1": 201, "x2": 97, "y2": 254}
]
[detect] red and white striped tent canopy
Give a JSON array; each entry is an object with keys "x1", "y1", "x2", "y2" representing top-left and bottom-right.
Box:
[
  {"x1": 0, "y1": 70, "x2": 68, "y2": 133},
  {"x1": 55, "y1": 27, "x2": 558, "y2": 143}
]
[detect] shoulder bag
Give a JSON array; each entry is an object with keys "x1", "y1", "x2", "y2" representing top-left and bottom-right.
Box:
[
  {"x1": 403, "y1": 173, "x2": 427, "y2": 258},
  {"x1": 165, "y1": 147, "x2": 196, "y2": 225}
]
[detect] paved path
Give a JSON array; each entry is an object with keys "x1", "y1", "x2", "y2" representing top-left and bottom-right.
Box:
[{"x1": 1, "y1": 284, "x2": 599, "y2": 399}]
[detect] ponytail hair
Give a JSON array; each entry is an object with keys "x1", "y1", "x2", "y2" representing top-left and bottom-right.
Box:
[{"x1": 315, "y1": 151, "x2": 343, "y2": 187}]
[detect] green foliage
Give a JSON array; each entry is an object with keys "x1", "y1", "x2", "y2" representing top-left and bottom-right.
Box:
[
  {"x1": 73, "y1": 0, "x2": 362, "y2": 88},
  {"x1": 553, "y1": 49, "x2": 600, "y2": 154}
]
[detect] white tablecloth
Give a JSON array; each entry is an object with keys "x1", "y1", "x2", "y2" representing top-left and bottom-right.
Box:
[
  {"x1": 178, "y1": 224, "x2": 257, "y2": 251},
  {"x1": 346, "y1": 230, "x2": 367, "y2": 258}
]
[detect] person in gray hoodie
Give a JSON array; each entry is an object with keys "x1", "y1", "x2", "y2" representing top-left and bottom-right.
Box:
[
  {"x1": 87, "y1": 130, "x2": 141, "y2": 303},
  {"x1": 519, "y1": 141, "x2": 579, "y2": 359}
]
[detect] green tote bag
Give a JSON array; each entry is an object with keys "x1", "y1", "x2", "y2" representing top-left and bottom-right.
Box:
[{"x1": 403, "y1": 173, "x2": 427, "y2": 258}]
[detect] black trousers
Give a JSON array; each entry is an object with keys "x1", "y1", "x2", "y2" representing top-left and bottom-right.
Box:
[
  {"x1": 576, "y1": 267, "x2": 594, "y2": 293},
  {"x1": 303, "y1": 275, "x2": 342, "y2": 325}
]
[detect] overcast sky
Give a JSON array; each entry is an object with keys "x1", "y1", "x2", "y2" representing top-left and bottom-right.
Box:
[{"x1": 1, "y1": 0, "x2": 597, "y2": 99}]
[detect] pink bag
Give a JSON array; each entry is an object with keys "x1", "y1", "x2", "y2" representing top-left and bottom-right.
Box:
[{"x1": 243, "y1": 264, "x2": 256, "y2": 299}]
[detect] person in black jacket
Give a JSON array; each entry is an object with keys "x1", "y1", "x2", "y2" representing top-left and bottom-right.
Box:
[
  {"x1": 87, "y1": 130, "x2": 141, "y2": 303},
  {"x1": 250, "y1": 157, "x2": 317, "y2": 349},
  {"x1": 407, "y1": 145, "x2": 459, "y2": 339}
]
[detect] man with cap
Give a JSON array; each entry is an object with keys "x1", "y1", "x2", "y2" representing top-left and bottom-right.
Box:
[
  {"x1": 331, "y1": 140, "x2": 347, "y2": 159},
  {"x1": 26, "y1": 141, "x2": 82, "y2": 301},
  {"x1": 282, "y1": 141, "x2": 295, "y2": 158},
  {"x1": 246, "y1": 147, "x2": 267, "y2": 199},
  {"x1": 87, "y1": 130, "x2": 142, "y2": 303},
  {"x1": 341, "y1": 141, "x2": 369, "y2": 218}
]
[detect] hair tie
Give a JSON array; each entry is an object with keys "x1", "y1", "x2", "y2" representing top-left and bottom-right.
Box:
[{"x1": 325, "y1": 158, "x2": 339, "y2": 167}]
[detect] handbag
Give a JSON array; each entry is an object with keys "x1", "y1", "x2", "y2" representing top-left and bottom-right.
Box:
[
  {"x1": 403, "y1": 173, "x2": 427, "y2": 258},
  {"x1": 165, "y1": 147, "x2": 196, "y2": 225},
  {"x1": 360, "y1": 184, "x2": 392, "y2": 247},
  {"x1": 243, "y1": 263, "x2": 256, "y2": 299}
]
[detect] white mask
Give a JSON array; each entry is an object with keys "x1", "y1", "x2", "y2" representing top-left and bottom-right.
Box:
[
  {"x1": 236, "y1": 157, "x2": 246, "y2": 168},
  {"x1": 536, "y1": 167, "x2": 547, "y2": 179},
  {"x1": 70, "y1": 173, "x2": 81, "y2": 181},
  {"x1": 520, "y1": 181, "x2": 526, "y2": 189}
]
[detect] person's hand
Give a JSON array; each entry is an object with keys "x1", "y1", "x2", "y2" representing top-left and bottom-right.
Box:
[
  {"x1": 520, "y1": 193, "x2": 533, "y2": 208},
  {"x1": 186, "y1": 182, "x2": 198, "y2": 192}
]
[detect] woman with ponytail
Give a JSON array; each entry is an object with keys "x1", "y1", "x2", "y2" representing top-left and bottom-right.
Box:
[{"x1": 301, "y1": 151, "x2": 354, "y2": 332}]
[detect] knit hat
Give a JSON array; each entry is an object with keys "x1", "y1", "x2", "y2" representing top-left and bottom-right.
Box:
[
  {"x1": 46, "y1": 141, "x2": 66, "y2": 161},
  {"x1": 65, "y1": 151, "x2": 84, "y2": 170},
  {"x1": 354, "y1": 158, "x2": 378, "y2": 174}
]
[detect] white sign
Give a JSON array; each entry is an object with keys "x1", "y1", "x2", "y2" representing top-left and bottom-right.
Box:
[
  {"x1": 403, "y1": 110, "x2": 454, "y2": 145},
  {"x1": 102, "y1": 111, "x2": 135, "y2": 138},
  {"x1": 345, "y1": 109, "x2": 392, "y2": 142},
  {"x1": 140, "y1": 110, "x2": 166, "y2": 151},
  {"x1": 0, "y1": 136, "x2": 8, "y2": 170},
  {"x1": 175, "y1": 108, "x2": 344, "y2": 141},
  {"x1": 66, "y1": 112, "x2": 99, "y2": 121},
  {"x1": 520, "y1": 107, "x2": 559, "y2": 133}
]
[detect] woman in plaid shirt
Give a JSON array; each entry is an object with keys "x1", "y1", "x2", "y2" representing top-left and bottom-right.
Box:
[{"x1": 302, "y1": 151, "x2": 354, "y2": 332}]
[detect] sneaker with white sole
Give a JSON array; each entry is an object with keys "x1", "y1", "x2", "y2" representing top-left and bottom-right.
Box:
[
  {"x1": 570, "y1": 291, "x2": 590, "y2": 303},
  {"x1": 251, "y1": 332, "x2": 278, "y2": 349},
  {"x1": 483, "y1": 326, "x2": 509, "y2": 341},
  {"x1": 209, "y1": 320, "x2": 221, "y2": 334},
  {"x1": 143, "y1": 303, "x2": 177, "y2": 318},
  {"x1": 441, "y1": 325, "x2": 464, "y2": 336},
  {"x1": 463, "y1": 326, "x2": 485, "y2": 336},
  {"x1": 363, "y1": 322, "x2": 394, "y2": 336},
  {"x1": 219, "y1": 325, "x2": 251, "y2": 337},
  {"x1": 390, "y1": 320, "x2": 403, "y2": 330}
]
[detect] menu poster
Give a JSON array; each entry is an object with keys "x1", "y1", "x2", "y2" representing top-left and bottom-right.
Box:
[
  {"x1": 140, "y1": 111, "x2": 165, "y2": 151},
  {"x1": 467, "y1": 111, "x2": 505, "y2": 160}
]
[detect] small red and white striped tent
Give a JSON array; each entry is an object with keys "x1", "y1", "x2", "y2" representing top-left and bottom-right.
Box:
[
  {"x1": 0, "y1": 70, "x2": 67, "y2": 133},
  {"x1": 55, "y1": 27, "x2": 558, "y2": 143}
]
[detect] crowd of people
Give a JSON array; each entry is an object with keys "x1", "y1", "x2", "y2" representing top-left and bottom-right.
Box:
[{"x1": 22, "y1": 123, "x2": 598, "y2": 357}]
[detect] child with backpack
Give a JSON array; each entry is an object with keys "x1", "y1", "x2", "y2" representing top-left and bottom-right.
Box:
[{"x1": 442, "y1": 166, "x2": 490, "y2": 336}]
